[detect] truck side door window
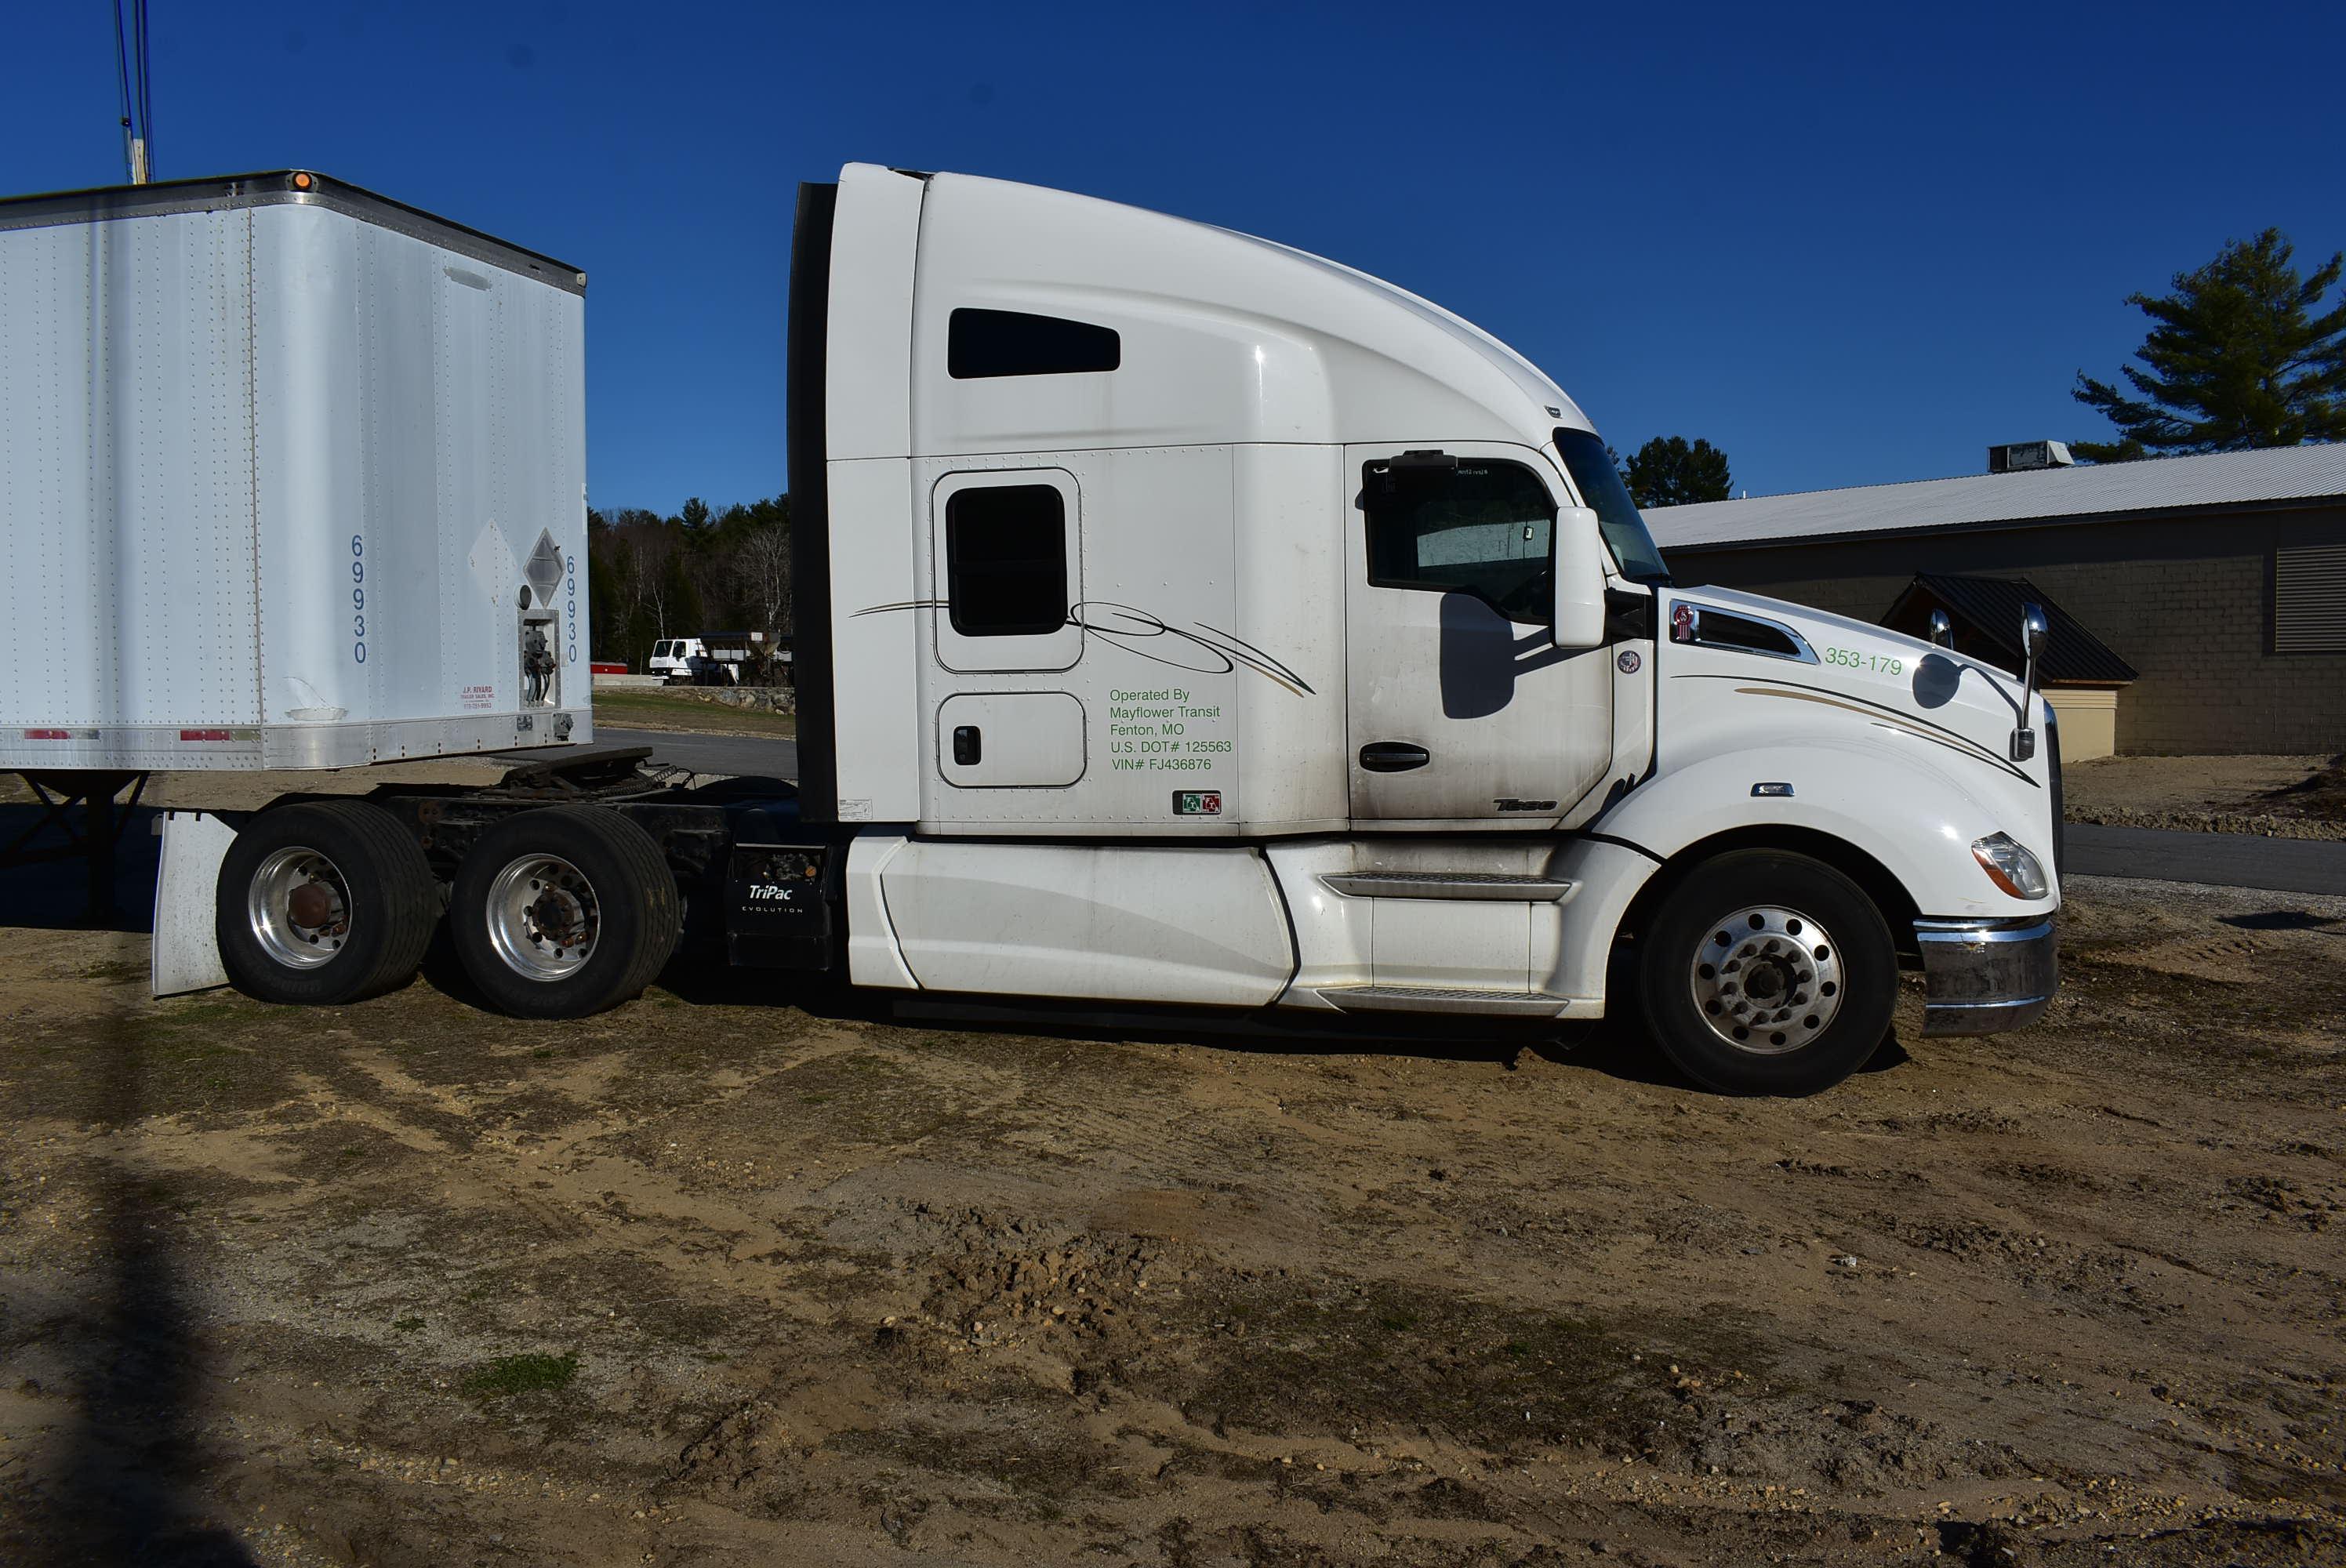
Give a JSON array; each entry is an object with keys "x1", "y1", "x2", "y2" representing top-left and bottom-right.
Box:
[
  {"x1": 1363, "y1": 459, "x2": 1554, "y2": 623},
  {"x1": 945, "y1": 484, "x2": 1070, "y2": 637}
]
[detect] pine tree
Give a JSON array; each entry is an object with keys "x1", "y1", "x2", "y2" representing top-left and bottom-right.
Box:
[
  {"x1": 1623, "y1": 435, "x2": 1733, "y2": 508},
  {"x1": 2072, "y1": 229, "x2": 2346, "y2": 461}
]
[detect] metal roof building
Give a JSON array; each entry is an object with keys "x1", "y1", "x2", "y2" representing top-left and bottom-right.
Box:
[
  {"x1": 1646, "y1": 444, "x2": 2346, "y2": 756},
  {"x1": 1652, "y1": 442, "x2": 2346, "y2": 551}
]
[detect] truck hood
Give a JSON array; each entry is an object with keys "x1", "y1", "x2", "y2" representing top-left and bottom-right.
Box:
[{"x1": 1663, "y1": 585, "x2": 2040, "y2": 791}]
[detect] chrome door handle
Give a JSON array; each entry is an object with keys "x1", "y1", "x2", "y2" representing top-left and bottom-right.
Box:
[{"x1": 1358, "y1": 742, "x2": 1430, "y2": 772}]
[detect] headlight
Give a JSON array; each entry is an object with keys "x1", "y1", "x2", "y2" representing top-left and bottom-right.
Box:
[{"x1": 1972, "y1": 832, "x2": 2049, "y2": 899}]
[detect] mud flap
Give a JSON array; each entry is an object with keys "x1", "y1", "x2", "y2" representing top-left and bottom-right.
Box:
[{"x1": 151, "y1": 810, "x2": 242, "y2": 997}]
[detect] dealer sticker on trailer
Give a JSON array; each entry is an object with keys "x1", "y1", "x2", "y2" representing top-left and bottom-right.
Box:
[{"x1": 1173, "y1": 790, "x2": 1222, "y2": 816}]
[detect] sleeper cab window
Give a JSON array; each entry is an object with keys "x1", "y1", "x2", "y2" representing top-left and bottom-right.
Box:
[
  {"x1": 1362, "y1": 457, "x2": 1556, "y2": 622},
  {"x1": 948, "y1": 308, "x2": 1120, "y2": 379},
  {"x1": 946, "y1": 484, "x2": 1069, "y2": 637}
]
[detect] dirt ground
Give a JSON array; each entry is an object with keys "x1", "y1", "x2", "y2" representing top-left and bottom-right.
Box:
[
  {"x1": 2062, "y1": 754, "x2": 2345, "y2": 840},
  {"x1": 1, "y1": 875, "x2": 2341, "y2": 1567}
]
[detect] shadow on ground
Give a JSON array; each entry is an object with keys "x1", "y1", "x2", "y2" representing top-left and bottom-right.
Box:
[{"x1": 0, "y1": 801, "x2": 163, "y2": 935}]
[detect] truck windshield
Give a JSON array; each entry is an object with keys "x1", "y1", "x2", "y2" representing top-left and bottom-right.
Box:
[{"x1": 1553, "y1": 428, "x2": 1672, "y2": 586}]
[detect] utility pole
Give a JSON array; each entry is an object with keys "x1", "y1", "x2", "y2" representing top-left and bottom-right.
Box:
[{"x1": 114, "y1": 1, "x2": 153, "y2": 184}]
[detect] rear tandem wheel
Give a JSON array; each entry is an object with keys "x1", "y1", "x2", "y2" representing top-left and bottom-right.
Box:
[
  {"x1": 447, "y1": 805, "x2": 681, "y2": 1018},
  {"x1": 214, "y1": 799, "x2": 440, "y2": 1006}
]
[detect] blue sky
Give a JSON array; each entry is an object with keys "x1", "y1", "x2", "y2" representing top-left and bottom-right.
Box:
[{"x1": 5, "y1": 2, "x2": 2341, "y2": 511}]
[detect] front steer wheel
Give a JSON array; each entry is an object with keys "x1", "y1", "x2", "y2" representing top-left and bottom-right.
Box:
[
  {"x1": 448, "y1": 806, "x2": 681, "y2": 1019},
  {"x1": 215, "y1": 800, "x2": 439, "y2": 1006},
  {"x1": 1636, "y1": 850, "x2": 1897, "y2": 1096}
]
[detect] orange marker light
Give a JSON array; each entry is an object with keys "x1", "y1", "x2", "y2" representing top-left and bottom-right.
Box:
[{"x1": 292, "y1": 172, "x2": 313, "y2": 191}]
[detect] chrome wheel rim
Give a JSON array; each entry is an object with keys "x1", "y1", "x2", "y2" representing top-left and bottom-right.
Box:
[
  {"x1": 1688, "y1": 905, "x2": 1845, "y2": 1054},
  {"x1": 485, "y1": 853, "x2": 599, "y2": 980},
  {"x1": 247, "y1": 846, "x2": 352, "y2": 970}
]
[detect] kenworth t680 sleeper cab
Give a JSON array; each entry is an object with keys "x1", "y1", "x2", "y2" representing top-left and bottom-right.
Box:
[{"x1": 46, "y1": 165, "x2": 2060, "y2": 1095}]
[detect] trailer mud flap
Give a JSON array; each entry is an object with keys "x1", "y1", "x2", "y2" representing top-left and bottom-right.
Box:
[
  {"x1": 152, "y1": 810, "x2": 241, "y2": 997},
  {"x1": 724, "y1": 844, "x2": 837, "y2": 970}
]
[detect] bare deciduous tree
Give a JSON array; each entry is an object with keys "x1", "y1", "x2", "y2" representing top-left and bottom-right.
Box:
[{"x1": 738, "y1": 524, "x2": 794, "y2": 644}]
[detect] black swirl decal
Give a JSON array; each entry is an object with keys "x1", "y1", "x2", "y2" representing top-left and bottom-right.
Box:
[{"x1": 851, "y1": 598, "x2": 1315, "y2": 697}]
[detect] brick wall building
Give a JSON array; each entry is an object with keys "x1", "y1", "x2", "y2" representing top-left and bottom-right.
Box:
[{"x1": 1647, "y1": 445, "x2": 2346, "y2": 756}]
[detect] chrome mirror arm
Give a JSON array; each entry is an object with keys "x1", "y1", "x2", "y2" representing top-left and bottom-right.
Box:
[{"x1": 2010, "y1": 603, "x2": 2049, "y2": 762}]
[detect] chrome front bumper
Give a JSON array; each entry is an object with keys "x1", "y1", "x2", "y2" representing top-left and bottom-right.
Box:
[{"x1": 1915, "y1": 915, "x2": 2058, "y2": 1036}]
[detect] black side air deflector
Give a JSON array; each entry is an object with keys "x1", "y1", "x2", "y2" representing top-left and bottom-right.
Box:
[{"x1": 786, "y1": 182, "x2": 839, "y2": 823}]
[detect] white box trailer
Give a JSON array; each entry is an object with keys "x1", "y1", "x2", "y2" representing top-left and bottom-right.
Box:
[
  {"x1": 0, "y1": 171, "x2": 592, "y2": 775},
  {"x1": 121, "y1": 164, "x2": 2061, "y2": 1097}
]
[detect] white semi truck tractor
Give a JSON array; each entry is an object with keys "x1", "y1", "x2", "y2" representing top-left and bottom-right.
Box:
[{"x1": 7, "y1": 165, "x2": 2061, "y2": 1095}]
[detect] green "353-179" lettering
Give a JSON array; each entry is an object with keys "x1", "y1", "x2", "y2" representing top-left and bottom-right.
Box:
[{"x1": 1822, "y1": 647, "x2": 1903, "y2": 676}]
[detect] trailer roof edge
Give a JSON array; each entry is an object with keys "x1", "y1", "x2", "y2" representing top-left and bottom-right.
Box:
[{"x1": 0, "y1": 170, "x2": 587, "y2": 296}]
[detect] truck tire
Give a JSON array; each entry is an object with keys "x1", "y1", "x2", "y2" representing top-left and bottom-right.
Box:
[
  {"x1": 448, "y1": 806, "x2": 680, "y2": 1018},
  {"x1": 216, "y1": 800, "x2": 439, "y2": 1006},
  {"x1": 1636, "y1": 849, "x2": 1896, "y2": 1096}
]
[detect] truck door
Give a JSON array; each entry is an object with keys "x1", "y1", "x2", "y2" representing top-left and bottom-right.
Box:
[
  {"x1": 1342, "y1": 445, "x2": 1614, "y2": 827},
  {"x1": 924, "y1": 466, "x2": 1088, "y2": 790}
]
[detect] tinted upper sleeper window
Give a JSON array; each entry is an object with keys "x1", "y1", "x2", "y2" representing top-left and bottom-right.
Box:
[
  {"x1": 949, "y1": 308, "x2": 1121, "y2": 379},
  {"x1": 945, "y1": 485, "x2": 1069, "y2": 637}
]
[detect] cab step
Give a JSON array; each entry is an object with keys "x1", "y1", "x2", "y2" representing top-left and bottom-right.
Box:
[
  {"x1": 1320, "y1": 872, "x2": 1578, "y2": 902},
  {"x1": 1316, "y1": 985, "x2": 1572, "y2": 1017}
]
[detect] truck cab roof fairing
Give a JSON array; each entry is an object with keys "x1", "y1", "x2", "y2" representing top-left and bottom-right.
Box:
[{"x1": 824, "y1": 165, "x2": 1589, "y2": 459}]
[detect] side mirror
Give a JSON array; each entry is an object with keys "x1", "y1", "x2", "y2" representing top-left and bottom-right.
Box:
[
  {"x1": 1927, "y1": 608, "x2": 1952, "y2": 648},
  {"x1": 1552, "y1": 506, "x2": 1607, "y2": 649},
  {"x1": 2010, "y1": 602, "x2": 2050, "y2": 761}
]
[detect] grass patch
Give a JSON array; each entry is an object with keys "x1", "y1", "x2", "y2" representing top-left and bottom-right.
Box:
[
  {"x1": 465, "y1": 1352, "x2": 578, "y2": 1397},
  {"x1": 590, "y1": 688, "x2": 798, "y2": 737}
]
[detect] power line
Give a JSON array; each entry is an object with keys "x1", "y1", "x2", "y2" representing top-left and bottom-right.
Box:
[{"x1": 111, "y1": 0, "x2": 134, "y2": 181}]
